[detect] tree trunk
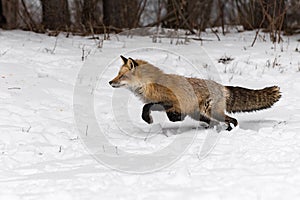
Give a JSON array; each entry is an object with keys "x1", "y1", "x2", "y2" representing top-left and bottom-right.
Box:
[
  {"x1": 163, "y1": 0, "x2": 187, "y2": 29},
  {"x1": 82, "y1": 0, "x2": 97, "y2": 29},
  {"x1": 187, "y1": 0, "x2": 213, "y2": 31},
  {"x1": 103, "y1": 0, "x2": 120, "y2": 28},
  {"x1": 103, "y1": 0, "x2": 138, "y2": 30},
  {"x1": 163, "y1": 0, "x2": 201, "y2": 33},
  {"x1": 1, "y1": 0, "x2": 19, "y2": 29},
  {"x1": 0, "y1": 0, "x2": 6, "y2": 27},
  {"x1": 261, "y1": 0, "x2": 286, "y2": 29},
  {"x1": 41, "y1": 0, "x2": 70, "y2": 30},
  {"x1": 285, "y1": 0, "x2": 300, "y2": 31}
]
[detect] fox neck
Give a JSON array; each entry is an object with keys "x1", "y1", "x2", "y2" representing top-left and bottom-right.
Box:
[
  {"x1": 128, "y1": 64, "x2": 163, "y2": 102},
  {"x1": 125, "y1": 82, "x2": 146, "y2": 103}
]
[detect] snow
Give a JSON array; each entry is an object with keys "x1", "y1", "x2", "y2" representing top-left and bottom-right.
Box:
[{"x1": 0, "y1": 29, "x2": 300, "y2": 199}]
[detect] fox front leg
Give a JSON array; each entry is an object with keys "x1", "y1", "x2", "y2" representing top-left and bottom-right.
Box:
[
  {"x1": 166, "y1": 111, "x2": 186, "y2": 122},
  {"x1": 142, "y1": 103, "x2": 154, "y2": 124},
  {"x1": 142, "y1": 103, "x2": 173, "y2": 124}
]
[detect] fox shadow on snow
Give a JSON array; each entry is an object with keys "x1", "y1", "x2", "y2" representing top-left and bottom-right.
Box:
[
  {"x1": 238, "y1": 119, "x2": 281, "y2": 132},
  {"x1": 158, "y1": 119, "x2": 280, "y2": 136}
]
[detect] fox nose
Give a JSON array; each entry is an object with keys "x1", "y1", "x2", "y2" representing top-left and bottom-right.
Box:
[{"x1": 109, "y1": 81, "x2": 113, "y2": 85}]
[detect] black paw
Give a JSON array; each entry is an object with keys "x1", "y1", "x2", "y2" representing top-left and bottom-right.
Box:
[{"x1": 226, "y1": 125, "x2": 233, "y2": 131}]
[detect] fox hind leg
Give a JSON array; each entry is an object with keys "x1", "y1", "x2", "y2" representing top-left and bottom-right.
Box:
[
  {"x1": 189, "y1": 113, "x2": 219, "y2": 128},
  {"x1": 211, "y1": 112, "x2": 238, "y2": 131},
  {"x1": 189, "y1": 107, "x2": 237, "y2": 131},
  {"x1": 205, "y1": 101, "x2": 238, "y2": 131}
]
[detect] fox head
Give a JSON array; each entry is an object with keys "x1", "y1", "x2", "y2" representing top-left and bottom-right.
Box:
[{"x1": 109, "y1": 55, "x2": 141, "y2": 89}]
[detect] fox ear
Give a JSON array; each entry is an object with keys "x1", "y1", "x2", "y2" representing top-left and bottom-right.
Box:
[
  {"x1": 128, "y1": 58, "x2": 138, "y2": 70},
  {"x1": 120, "y1": 55, "x2": 128, "y2": 64}
]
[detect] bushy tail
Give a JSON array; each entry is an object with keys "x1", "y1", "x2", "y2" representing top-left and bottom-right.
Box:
[{"x1": 225, "y1": 86, "x2": 281, "y2": 113}]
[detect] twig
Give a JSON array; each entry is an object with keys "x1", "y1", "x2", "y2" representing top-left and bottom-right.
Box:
[
  {"x1": 218, "y1": 0, "x2": 225, "y2": 35},
  {"x1": 210, "y1": 27, "x2": 221, "y2": 41},
  {"x1": 81, "y1": 45, "x2": 85, "y2": 61},
  {"x1": 171, "y1": 0, "x2": 195, "y2": 34},
  {"x1": 8, "y1": 87, "x2": 21, "y2": 90},
  {"x1": 134, "y1": 0, "x2": 148, "y2": 27},
  {"x1": 22, "y1": 125, "x2": 31, "y2": 133},
  {"x1": 20, "y1": 0, "x2": 36, "y2": 31},
  {"x1": 70, "y1": 136, "x2": 79, "y2": 141},
  {"x1": 51, "y1": 37, "x2": 58, "y2": 54},
  {"x1": 149, "y1": 35, "x2": 213, "y2": 41},
  {"x1": 85, "y1": 125, "x2": 88, "y2": 136},
  {"x1": 115, "y1": 146, "x2": 119, "y2": 155},
  {"x1": 251, "y1": 29, "x2": 260, "y2": 47},
  {"x1": 0, "y1": 49, "x2": 9, "y2": 56}
]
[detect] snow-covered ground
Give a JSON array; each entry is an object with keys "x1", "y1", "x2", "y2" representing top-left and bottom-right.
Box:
[{"x1": 0, "y1": 29, "x2": 300, "y2": 200}]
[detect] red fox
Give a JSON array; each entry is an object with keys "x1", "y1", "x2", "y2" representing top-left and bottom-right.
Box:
[{"x1": 109, "y1": 56, "x2": 281, "y2": 131}]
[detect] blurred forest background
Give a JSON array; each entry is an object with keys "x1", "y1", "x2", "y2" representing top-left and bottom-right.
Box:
[{"x1": 0, "y1": 0, "x2": 299, "y2": 41}]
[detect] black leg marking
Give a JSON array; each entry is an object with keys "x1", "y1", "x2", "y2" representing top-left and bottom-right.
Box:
[
  {"x1": 189, "y1": 113, "x2": 212, "y2": 124},
  {"x1": 142, "y1": 103, "x2": 154, "y2": 124},
  {"x1": 199, "y1": 115, "x2": 220, "y2": 128},
  {"x1": 142, "y1": 102, "x2": 173, "y2": 124},
  {"x1": 199, "y1": 114, "x2": 211, "y2": 124},
  {"x1": 189, "y1": 113, "x2": 220, "y2": 128},
  {"x1": 166, "y1": 111, "x2": 186, "y2": 122}
]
